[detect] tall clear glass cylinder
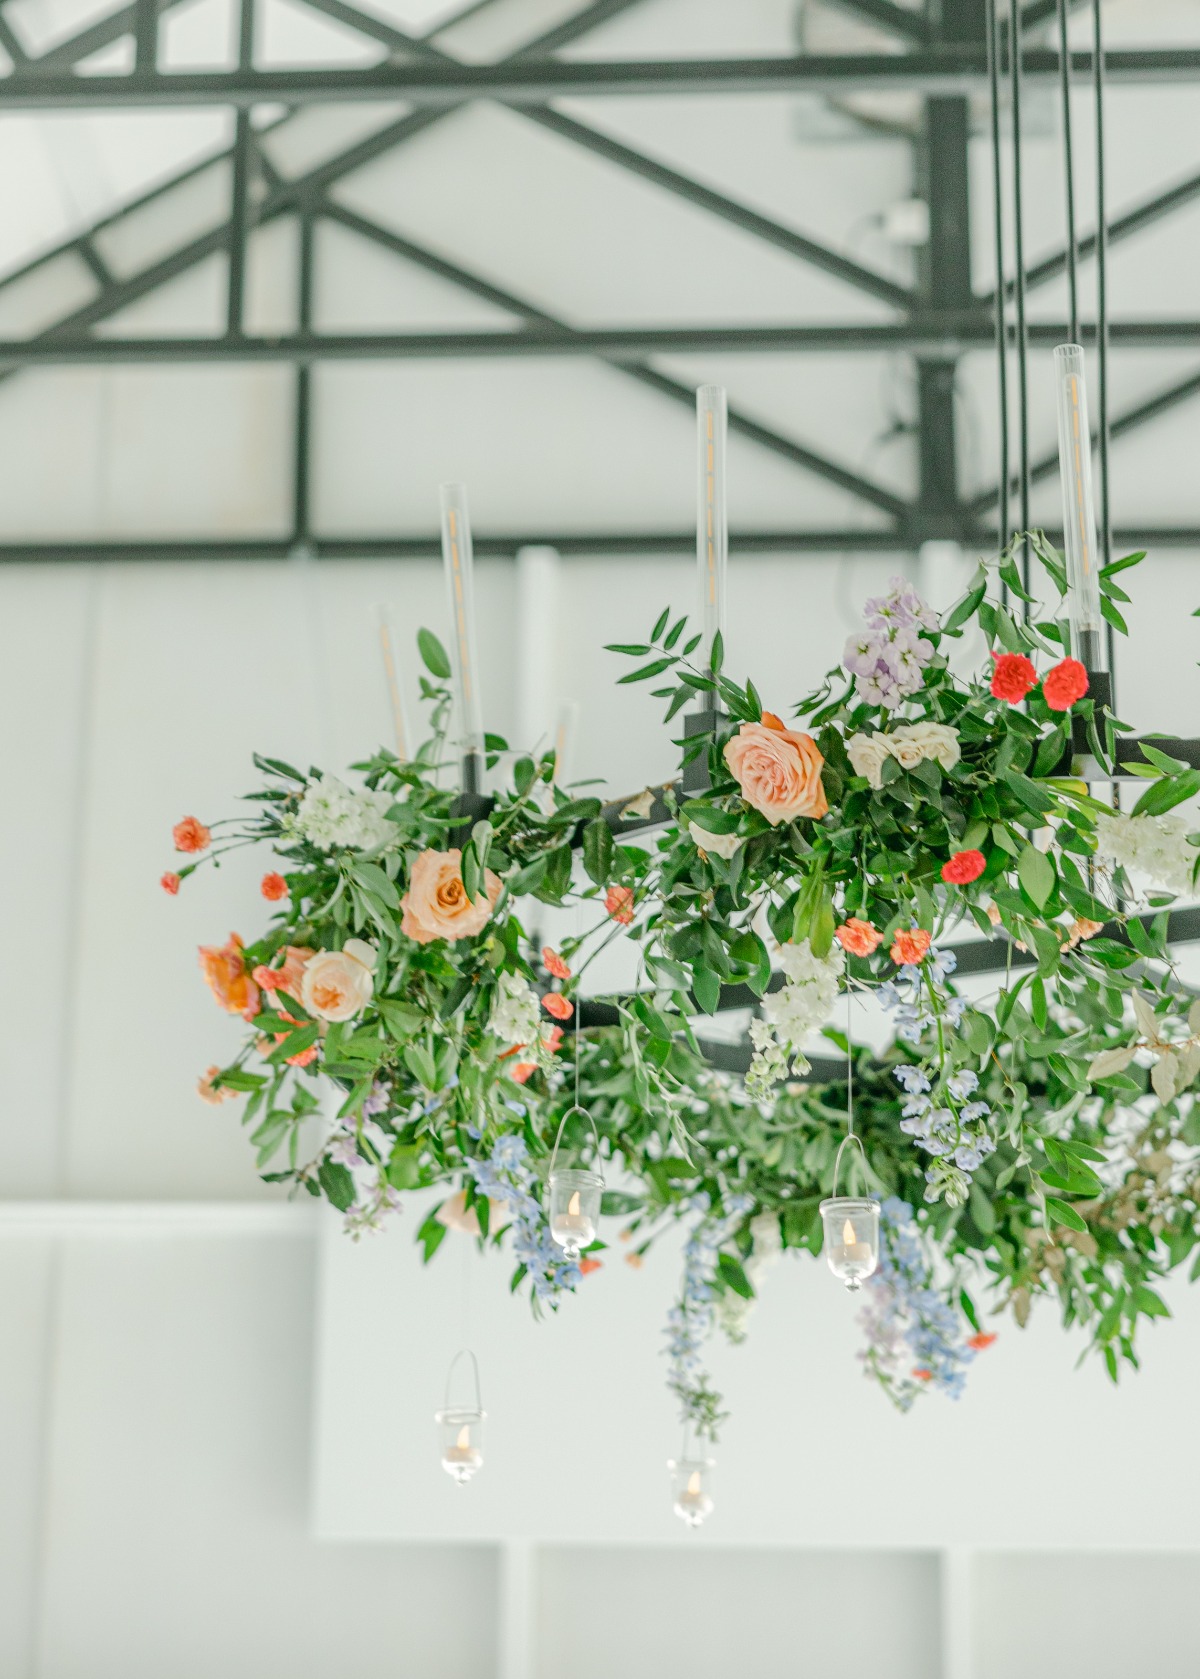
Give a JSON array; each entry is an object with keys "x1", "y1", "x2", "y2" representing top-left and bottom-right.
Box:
[
  {"x1": 1053, "y1": 345, "x2": 1105, "y2": 669},
  {"x1": 439, "y1": 482, "x2": 486, "y2": 771},
  {"x1": 696, "y1": 385, "x2": 728, "y2": 666}
]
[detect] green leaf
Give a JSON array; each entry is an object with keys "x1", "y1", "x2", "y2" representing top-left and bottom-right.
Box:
[
  {"x1": 318, "y1": 1158, "x2": 356, "y2": 1212},
  {"x1": 417, "y1": 627, "x2": 451, "y2": 679},
  {"x1": 617, "y1": 657, "x2": 676, "y2": 685},
  {"x1": 1100, "y1": 550, "x2": 1145, "y2": 579},
  {"x1": 710, "y1": 629, "x2": 724, "y2": 672},
  {"x1": 651, "y1": 607, "x2": 671, "y2": 642},
  {"x1": 1017, "y1": 844, "x2": 1055, "y2": 910},
  {"x1": 1132, "y1": 768, "x2": 1200, "y2": 819},
  {"x1": 942, "y1": 575, "x2": 988, "y2": 634},
  {"x1": 1045, "y1": 1196, "x2": 1087, "y2": 1232},
  {"x1": 717, "y1": 1252, "x2": 754, "y2": 1299},
  {"x1": 582, "y1": 816, "x2": 615, "y2": 886},
  {"x1": 691, "y1": 964, "x2": 721, "y2": 1015}
]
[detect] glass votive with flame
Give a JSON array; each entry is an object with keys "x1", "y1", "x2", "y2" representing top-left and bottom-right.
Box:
[
  {"x1": 668, "y1": 1456, "x2": 715, "y2": 1529},
  {"x1": 548, "y1": 1168, "x2": 602, "y2": 1262},
  {"x1": 819, "y1": 1196, "x2": 880, "y2": 1291},
  {"x1": 436, "y1": 1407, "x2": 485, "y2": 1485}
]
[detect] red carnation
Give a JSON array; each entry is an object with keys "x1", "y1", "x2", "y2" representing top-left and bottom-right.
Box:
[
  {"x1": 261, "y1": 872, "x2": 288, "y2": 901},
  {"x1": 990, "y1": 652, "x2": 1037, "y2": 704},
  {"x1": 941, "y1": 849, "x2": 986, "y2": 886},
  {"x1": 1042, "y1": 657, "x2": 1089, "y2": 712}
]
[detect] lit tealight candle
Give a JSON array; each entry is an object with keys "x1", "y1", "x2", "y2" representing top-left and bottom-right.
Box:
[
  {"x1": 673, "y1": 1467, "x2": 714, "y2": 1529},
  {"x1": 838, "y1": 1217, "x2": 870, "y2": 1268},
  {"x1": 550, "y1": 1189, "x2": 595, "y2": 1257},
  {"x1": 819, "y1": 1195, "x2": 880, "y2": 1291},
  {"x1": 442, "y1": 1423, "x2": 483, "y2": 1483}
]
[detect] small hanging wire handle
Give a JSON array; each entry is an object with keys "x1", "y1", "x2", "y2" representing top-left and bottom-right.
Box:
[
  {"x1": 443, "y1": 1347, "x2": 484, "y2": 1416},
  {"x1": 548, "y1": 1103, "x2": 605, "y2": 1183},
  {"x1": 831, "y1": 1132, "x2": 868, "y2": 1199}
]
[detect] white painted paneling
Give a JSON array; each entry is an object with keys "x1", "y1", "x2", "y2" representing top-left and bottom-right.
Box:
[
  {"x1": 0, "y1": 1240, "x2": 55, "y2": 1678},
  {"x1": 973, "y1": 1551, "x2": 1200, "y2": 1678},
  {"x1": 536, "y1": 1547, "x2": 942, "y2": 1679},
  {"x1": 32, "y1": 1233, "x2": 498, "y2": 1679},
  {"x1": 313, "y1": 1196, "x2": 1200, "y2": 1546}
]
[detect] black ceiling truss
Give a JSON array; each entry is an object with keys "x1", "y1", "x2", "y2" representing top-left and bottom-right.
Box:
[{"x1": 0, "y1": 0, "x2": 1198, "y2": 559}]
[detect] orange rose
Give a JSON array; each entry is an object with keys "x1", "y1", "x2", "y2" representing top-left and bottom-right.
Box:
[
  {"x1": 173, "y1": 816, "x2": 211, "y2": 853},
  {"x1": 400, "y1": 848, "x2": 502, "y2": 945},
  {"x1": 253, "y1": 945, "x2": 314, "y2": 1004},
  {"x1": 835, "y1": 918, "x2": 882, "y2": 957},
  {"x1": 198, "y1": 934, "x2": 260, "y2": 1020},
  {"x1": 723, "y1": 721, "x2": 828, "y2": 825},
  {"x1": 890, "y1": 927, "x2": 931, "y2": 966}
]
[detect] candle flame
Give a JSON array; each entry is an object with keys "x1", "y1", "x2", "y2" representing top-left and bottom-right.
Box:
[
  {"x1": 568, "y1": 1191, "x2": 581, "y2": 1216},
  {"x1": 456, "y1": 1425, "x2": 470, "y2": 1450},
  {"x1": 842, "y1": 1219, "x2": 856, "y2": 1246},
  {"x1": 687, "y1": 1470, "x2": 701, "y2": 1495}
]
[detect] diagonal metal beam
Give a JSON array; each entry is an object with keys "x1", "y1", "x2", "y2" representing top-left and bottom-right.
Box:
[
  {"x1": 981, "y1": 167, "x2": 1200, "y2": 304},
  {"x1": 968, "y1": 365, "x2": 1200, "y2": 515},
  {"x1": 322, "y1": 200, "x2": 908, "y2": 517},
  {"x1": 295, "y1": 0, "x2": 913, "y2": 309},
  {"x1": 820, "y1": 0, "x2": 928, "y2": 44}
]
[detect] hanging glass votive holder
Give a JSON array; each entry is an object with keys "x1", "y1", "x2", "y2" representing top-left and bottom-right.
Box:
[
  {"x1": 819, "y1": 1134, "x2": 880, "y2": 1292},
  {"x1": 435, "y1": 1350, "x2": 485, "y2": 1486},
  {"x1": 547, "y1": 1105, "x2": 604, "y2": 1263},
  {"x1": 667, "y1": 1452, "x2": 715, "y2": 1529}
]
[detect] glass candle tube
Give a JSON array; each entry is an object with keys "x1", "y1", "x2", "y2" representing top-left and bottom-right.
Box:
[
  {"x1": 819, "y1": 1196, "x2": 880, "y2": 1291},
  {"x1": 696, "y1": 385, "x2": 728, "y2": 668},
  {"x1": 436, "y1": 1407, "x2": 485, "y2": 1485},
  {"x1": 439, "y1": 483, "x2": 486, "y2": 773},
  {"x1": 548, "y1": 1168, "x2": 602, "y2": 1261},
  {"x1": 668, "y1": 1457, "x2": 715, "y2": 1529},
  {"x1": 1053, "y1": 345, "x2": 1105, "y2": 670}
]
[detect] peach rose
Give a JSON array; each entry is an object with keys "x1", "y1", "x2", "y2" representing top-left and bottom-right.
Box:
[
  {"x1": 400, "y1": 848, "x2": 502, "y2": 945},
  {"x1": 301, "y1": 939, "x2": 376, "y2": 1022},
  {"x1": 253, "y1": 945, "x2": 314, "y2": 1004},
  {"x1": 724, "y1": 720, "x2": 828, "y2": 825},
  {"x1": 198, "y1": 934, "x2": 260, "y2": 1021}
]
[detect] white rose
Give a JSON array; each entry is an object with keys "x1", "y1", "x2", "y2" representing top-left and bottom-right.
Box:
[
  {"x1": 846, "y1": 732, "x2": 890, "y2": 789},
  {"x1": 688, "y1": 820, "x2": 743, "y2": 861},
  {"x1": 885, "y1": 732, "x2": 926, "y2": 770},
  {"x1": 892, "y1": 721, "x2": 961, "y2": 772},
  {"x1": 301, "y1": 940, "x2": 376, "y2": 1022}
]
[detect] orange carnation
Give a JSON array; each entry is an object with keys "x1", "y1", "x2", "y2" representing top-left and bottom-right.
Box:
[
  {"x1": 579, "y1": 1257, "x2": 603, "y2": 1276},
  {"x1": 890, "y1": 927, "x2": 931, "y2": 966},
  {"x1": 196, "y1": 1065, "x2": 236, "y2": 1105},
  {"x1": 542, "y1": 992, "x2": 573, "y2": 1021},
  {"x1": 911, "y1": 1367, "x2": 933, "y2": 1382},
  {"x1": 261, "y1": 872, "x2": 288, "y2": 901},
  {"x1": 173, "y1": 815, "x2": 211, "y2": 853},
  {"x1": 835, "y1": 918, "x2": 882, "y2": 957},
  {"x1": 543, "y1": 1024, "x2": 565, "y2": 1054},
  {"x1": 252, "y1": 946, "x2": 314, "y2": 1004},
  {"x1": 724, "y1": 720, "x2": 828, "y2": 825},
  {"x1": 606, "y1": 885, "x2": 634, "y2": 925},
  {"x1": 510, "y1": 1062, "x2": 537, "y2": 1084},
  {"x1": 542, "y1": 946, "x2": 571, "y2": 980},
  {"x1": 198, "y1": 933, "x2": 260, "y2": 1021},
  {"x1": 968, "y1": 1332, "x2": 997, "y2": 1351},
  {"x1": 160, "y1": 872, "x2": 181, "y2": 895}
]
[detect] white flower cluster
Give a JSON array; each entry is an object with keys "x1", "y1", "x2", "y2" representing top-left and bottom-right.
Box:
[
  {"x1": 290, "y1": 774, "x2": 394, "y2": 852},
  {"x1": 1094, "y1": 811, "x2": 1199, "y2": 899},
  {"x1": 846, "y1": 722, "x2": 960, "y2": 790},
  {"x1": 489, "y1": 971, "x2": 541, "y2": 1051},
  {"x1": 746, "y1": 938, "x2": 845, "y2": 1100}
]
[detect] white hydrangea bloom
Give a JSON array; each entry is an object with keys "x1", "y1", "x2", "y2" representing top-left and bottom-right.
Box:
[
  {"x1": 1095, "y1": 811, "x2": 1199, "y2": 898},
  {"x1": 489, "y1": 971, "x2": 540, "y2": 1051},
  {"x1": 291, "y1": 774, "x2": 393, "y2": 852}
]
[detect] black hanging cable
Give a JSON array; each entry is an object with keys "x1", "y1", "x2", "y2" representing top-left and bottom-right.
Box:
[
  {"x1": 987, "y1": 0, "x2": 1011, "y2": 563},
  {"x1": 1008, "y1": 0, "x2": 1031, "y2": 604},
  {"x1": 1057, "y1": 0, "x2": 1079, "y2": 343},
  {"x1": 1092, "y1": 0, "x2": 1117, "y2": 692}
]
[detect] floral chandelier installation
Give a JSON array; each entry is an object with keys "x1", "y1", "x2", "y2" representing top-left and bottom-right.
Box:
[{"x1": 166, "y1": 366, "x2": 1199, "y2": 1526}]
